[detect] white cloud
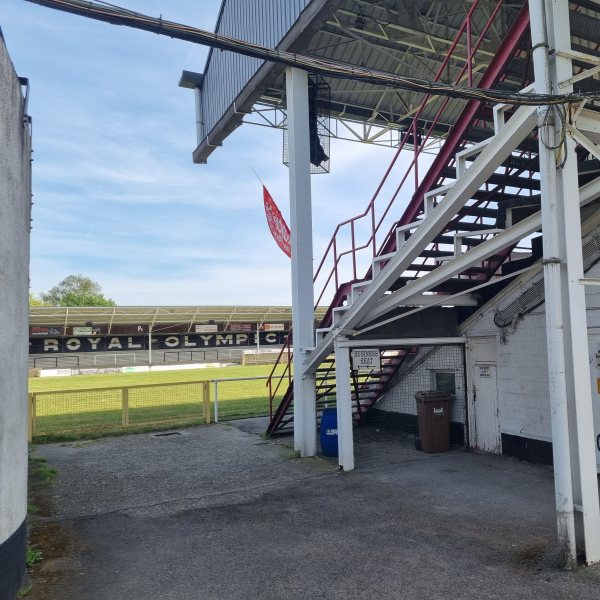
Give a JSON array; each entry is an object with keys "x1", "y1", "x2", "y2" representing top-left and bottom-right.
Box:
[{"x1": 6, "y1": 0, "x2": 432, "y2": 308}]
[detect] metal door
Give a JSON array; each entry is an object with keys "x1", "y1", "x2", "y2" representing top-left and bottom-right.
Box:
[
  {"x1": 587, "y1": 335, "x2": 600, "y2": 472},
  {"x1": 468, "y1": 337, "x2": 500, "y2": 452}
]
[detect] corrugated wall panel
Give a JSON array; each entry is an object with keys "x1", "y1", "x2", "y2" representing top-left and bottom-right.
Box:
[{"x1": 200, "y1": 0, "x2": 312, "y2": 142}]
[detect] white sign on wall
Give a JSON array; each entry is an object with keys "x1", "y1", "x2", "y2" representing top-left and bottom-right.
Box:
[
  {"x1": 265, "y1": 324, "x2": 285, "y2": 331},
  {"x1": 195, "y1": 324, "x2": 218, "y2": 333},
  {"x1": 73, "y1": 327, "x2": 92, "y2": 335},
  {"x1": 478, "y1": 365, "x2": 492, "y2": 378},
  {"x1": 351, "y1": 349, "x2": 380, "y2": 371}
]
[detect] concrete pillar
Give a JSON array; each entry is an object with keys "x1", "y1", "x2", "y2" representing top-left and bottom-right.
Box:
[
  {"x1": 529, "y1": 0, "x2": 577, "y2": 568},
  {"x1": 194, "y1": 87, "x2": 203, "y2": 146},
  {"x1": 0, "y1": 38, "x2": 32, "y2": 599},
  {"x1": 334, "y1": 337, "x2": 355, "y2": 470},
  {"x1": 543, "y1": 0, "x2": 600, "y2": 564},
  {"x1": 286, "y1": 67, "x2": 317, "y2": 457}
]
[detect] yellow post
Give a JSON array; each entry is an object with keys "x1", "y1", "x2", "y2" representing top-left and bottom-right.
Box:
[
  {"x1": 31, "y1": 393, "x2": 36, "y2": 439},
  {"x1": 203, "y1": 381, "x2": 211, "y2": 424},
  {"x1": 27, "y1": 393, "x2": 33, "y2": 442},
  {"x1": 122, "y1": 387, "x2": 130, "y2": 428}
]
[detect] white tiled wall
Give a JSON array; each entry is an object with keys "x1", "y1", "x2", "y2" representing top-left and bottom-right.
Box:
[
  {"x1": 376, "y1": 345, "x2": 466, "y2": 423},
  {"x1": 463, "y1": 261, "x2": 600, "y2": 442}
]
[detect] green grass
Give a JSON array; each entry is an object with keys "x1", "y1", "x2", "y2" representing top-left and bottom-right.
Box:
[
  {"x1": 25, "y1": 548, "x2": 42, "y2": 568},
  {"x1": 30, "y1": 364, "x2": 291, "y2": 439},
  {"x1": 33, "y1": 465, "x2": 59, "y2": 485}
]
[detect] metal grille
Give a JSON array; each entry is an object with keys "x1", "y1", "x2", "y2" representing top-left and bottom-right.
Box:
[
  {"x1": 494, "y1": 279, "x2": 545, "y2": 328},
  {"x1": 353, "y1": 345, "x2": 467, "y2": 468},
  {"x1": 283, "y1": 73, "x2": 331, "y2": 174},
  {"x1": 494, "y1": 230, "x2": 600, "y2": 329}
]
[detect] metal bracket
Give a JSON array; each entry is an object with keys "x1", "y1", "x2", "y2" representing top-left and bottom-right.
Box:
[{"x1": 18, "y1": 77, "x2": 30, "y2": 126}]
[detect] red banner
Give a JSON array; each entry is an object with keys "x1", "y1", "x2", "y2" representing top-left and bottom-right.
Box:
[{"x1": 263, "y1": 186, "x2": 291, "y2": 258}]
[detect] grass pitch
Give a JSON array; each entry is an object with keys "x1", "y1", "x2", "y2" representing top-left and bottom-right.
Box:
[{"x1": 29, "y1": 364, "x2": 291, "y2": 441}]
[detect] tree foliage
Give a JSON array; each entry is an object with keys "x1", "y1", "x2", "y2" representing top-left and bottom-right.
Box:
[
  {"x1": 40, "y1": 275, "x2": 116, "y2": 307},
  {"x1": 29, "y1": 293, "x2": 49, "y2": 306},
  {"x1": 58, "y1": 292, "x2": 116, "y2": 307}
]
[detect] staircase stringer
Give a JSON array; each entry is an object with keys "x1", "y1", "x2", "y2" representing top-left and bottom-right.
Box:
[{"x1": 304, "y1": 105, "x2": 539, "y2": 375}]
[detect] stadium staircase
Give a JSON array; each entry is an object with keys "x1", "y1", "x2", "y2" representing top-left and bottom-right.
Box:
[
  {"x1": 269, "y1": 347, "x2": 413, "y2": 435},
  {"x1": 266, "y1": 1, "x2": 600, "y2": 436}
]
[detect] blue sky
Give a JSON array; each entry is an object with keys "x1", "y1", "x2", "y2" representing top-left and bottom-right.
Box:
[{"x1": 3, "y1": 0, "x2": 423, "y2": 306}]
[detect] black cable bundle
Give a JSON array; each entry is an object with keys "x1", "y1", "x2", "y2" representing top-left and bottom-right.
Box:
[{"x1": 24, "y1": 0, "x2": 600, "y2": 107}]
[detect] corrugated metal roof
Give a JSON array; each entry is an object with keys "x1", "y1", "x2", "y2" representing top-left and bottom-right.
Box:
[
  {"x1": 29, "y1": 306, "x2": 328, "y2": 326},
  {"x1": 198, "y1": 0, "x2": 312, "y2": 146},
  {"x1": 193, "y1": 0, "x2": 529, "y2": 163},
  {"x1": 194, "y1": 0, "x2": 600, "y2": 165}
]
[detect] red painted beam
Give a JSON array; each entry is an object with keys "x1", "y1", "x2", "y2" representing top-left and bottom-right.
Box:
[{"x1": 391, "y1": 4, "x2": 531, "y2": 242}]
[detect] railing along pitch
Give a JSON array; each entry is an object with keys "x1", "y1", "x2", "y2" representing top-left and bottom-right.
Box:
[{"x1": 266, "y1": 329, "x2": 293, "y2": 419}]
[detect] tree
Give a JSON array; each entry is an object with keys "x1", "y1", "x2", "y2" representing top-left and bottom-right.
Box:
[
  {"x1": 29, "y1": 293, "x2": 49, "y2": 306},
  {"x1": 41, "y1": 275, "x2": 116, "y2": 306},
  {"x1": 58, "y1": 292, "x2": 116, "y2": 307}
]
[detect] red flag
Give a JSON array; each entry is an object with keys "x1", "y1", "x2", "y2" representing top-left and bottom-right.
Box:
[{"x1": 263, "y1": 186, "x2": 291, "y2": 258}]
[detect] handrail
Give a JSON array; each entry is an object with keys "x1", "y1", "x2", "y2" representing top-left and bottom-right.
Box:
[
  {"x1": 211, "y1": 375, "x2": 288, "y2": 423},
  {"x1": 312, "y1": 0, "x2": 508, "y2": 312},
  {"x1": 266, "y1": 329, "x2": 293, "y2": 420},
  {"x1": 33, "y1": 356, "x2": 80, "y2": 368}
]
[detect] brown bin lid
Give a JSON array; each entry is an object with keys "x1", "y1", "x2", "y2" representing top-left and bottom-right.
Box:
[{"x1": 415, "y1": 390, "x2": 453, "y2": 402}]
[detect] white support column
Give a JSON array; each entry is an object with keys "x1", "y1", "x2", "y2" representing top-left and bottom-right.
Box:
[
  {"x1": 334, "y1": 336, "x2": 354, "y2": 471},
  {"x1": 0, "y1": 42, "x2": 31, "y2": 597},
  {"x1": 544, "y1": 0, "x2": 600, "y2": 565},
  {"x1": 530, "y1": 0, "x2": 577, "y2": 568},
  {"x1": 194, "y1": 87, "x2": 203, "y2": 146},
  {"x1": 286, "y1": 67, "x2": 317, "y2": 457}
]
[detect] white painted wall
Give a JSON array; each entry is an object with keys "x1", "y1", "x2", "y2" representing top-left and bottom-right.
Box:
[
  {"x1": 372, "y1": 234, "x2": 600, "y2": 453},
  {"x1": 0, "y1": 38, "x2": 32, "y2": 547},
  {"x1": 462, "y1": 258, "x2": 600, "y2": 445}
]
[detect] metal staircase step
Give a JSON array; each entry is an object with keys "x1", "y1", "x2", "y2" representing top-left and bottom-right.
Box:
[
  {"x1": 452, "y1": 222, "x2": 504, "y2": 232},
  {"x1": 389, "y1": 277, "x2": 484, "y2": 294},
  {"x1": 442, "y1": 167, "x2": 541, "y2": 191},
  {"x1": 268, "y1": 339, "x2": 412, "y2": 434},
  {"x1": 405, "y1": 263, "x2": 491, "y2": 274},
  {"x1": 460, "y1": 205, "x2": 499, "y2": 219}
]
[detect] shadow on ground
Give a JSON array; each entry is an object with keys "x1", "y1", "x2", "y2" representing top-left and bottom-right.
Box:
[{"x1": 26, "y1": 418, "x2": 600, "y2": 600}]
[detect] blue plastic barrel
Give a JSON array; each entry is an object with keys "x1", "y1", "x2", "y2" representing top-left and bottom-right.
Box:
[{"x1": 320, "y1": 408, "x2": 339, "y2": 457}]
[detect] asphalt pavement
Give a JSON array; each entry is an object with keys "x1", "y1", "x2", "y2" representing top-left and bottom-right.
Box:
[{"x1": 27, "y1": 419, "x2": 600, "y2": 600}]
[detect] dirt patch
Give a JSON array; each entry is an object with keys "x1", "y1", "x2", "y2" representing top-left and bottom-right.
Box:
[
  {"x1": 26, "y1": 451, "x2": 84, "y2": 599},
  {"x1": 511, "y1": 540, "x2": 550, "y2": 569},
  {"x1": 26, "y1": 521, "x2": 83, "y2": 600}
]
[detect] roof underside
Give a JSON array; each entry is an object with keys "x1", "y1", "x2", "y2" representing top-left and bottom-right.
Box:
[
  {"x1": 194, "y1": 0, "x2": 600, "y2": 164},
  {"x1": 30, "y1": 306, "x2": 328, "y2": 326}
]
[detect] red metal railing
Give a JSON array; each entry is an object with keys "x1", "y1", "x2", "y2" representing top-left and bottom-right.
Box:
[
  {"x1": 266, "y1": 1, "x2": 531, "y2": 428},
  {"x1": 312, "y1": 0, "x2": 507, "y2": 312},
  {"x1": 267, "y1": 329, "x2": 293, "y2": 420}
]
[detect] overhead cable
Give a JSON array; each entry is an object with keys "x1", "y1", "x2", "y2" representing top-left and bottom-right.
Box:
[{"x1": 24, "y1": 0, "x2": 600, "y2": 107}]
